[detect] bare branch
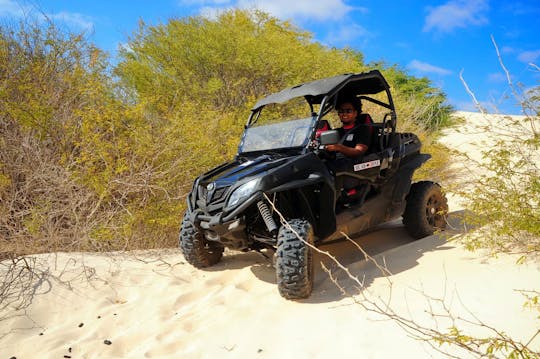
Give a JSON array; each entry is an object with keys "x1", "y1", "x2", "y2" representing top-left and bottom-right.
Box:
[{"x1": 459, "y1": 69, "x2": 486, "y2": 114}]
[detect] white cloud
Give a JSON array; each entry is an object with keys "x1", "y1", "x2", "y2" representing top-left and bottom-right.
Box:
[
  {"x1": 190, "y1": 0, "x2": 367, "y2": 45},
  {"x1": 49, "y1": 11, "x2": 94, "y2": 30},
  {"x1": 0, "y1": 0, "x2": 93, "y2": 31},
  {"x1": 407, "y1": 60, "x2": 452, "y2": 76},
  {"x1": 518, "y1": 49, "x2": 540, "y2": 63},
  {"x1": 218, "y1": 0, "x2": 355, "y2": 22},
  {"x1": 199, "y1": 5, "x2": 230, "y2": 19},
  {"x1": 324, "y1": 23, "x2": 372, "y2": 47},
  {"x1": 423, "y1": 0, "x2": 489, "y2": 33},
  {"x1": 183, "y1": 0, "x2": 365, "y2": 22},
  {"x1": 193, "y1": 0, "x2": 369, "y2": 46},
  {"x1": 0, "y1": 0, "x2": 27, "y2": 17}
]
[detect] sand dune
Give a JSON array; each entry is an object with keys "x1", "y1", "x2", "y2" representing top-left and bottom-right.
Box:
[{"x1": 1, "y1": 112, "x2": 539, "y2": 358}]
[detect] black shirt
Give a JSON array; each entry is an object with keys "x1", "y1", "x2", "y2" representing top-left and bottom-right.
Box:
[{"x1": 336, "y1": 123, "x2": 372, "y2": 150}]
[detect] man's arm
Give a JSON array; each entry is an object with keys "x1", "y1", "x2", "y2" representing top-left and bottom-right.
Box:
[{"x1": 325, "y1": 143, "x2": 368, "y2": 158}]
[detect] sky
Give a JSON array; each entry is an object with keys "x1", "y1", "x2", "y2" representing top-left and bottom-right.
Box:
[{"x1": 1, "y1": 0, "x2": 539, "y2": 115}]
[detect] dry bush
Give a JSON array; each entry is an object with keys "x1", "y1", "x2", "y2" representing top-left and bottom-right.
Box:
[
  {"x1": 0, "y1": 21, "x2": 111, "y2": 255},
  {"x1": 0, "y1": 20, "x2": 184, "y2": 254},
  {"x1": 0, "y1": 256, "x2": 42, "y2": 335},
  {"x1": 0, "y1": 119, "x2": 143, "y2": 254},
  {"x1": 0, "y1": 116, "x2": 184, "y2": 254},
  {"x1": 454, "y1": 38, "x2": 539, "y2": 256}
]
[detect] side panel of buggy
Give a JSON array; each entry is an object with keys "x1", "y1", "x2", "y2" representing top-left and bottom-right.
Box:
[{"x1": 326, "y1": 127, "x2": 431, "y2": 241}]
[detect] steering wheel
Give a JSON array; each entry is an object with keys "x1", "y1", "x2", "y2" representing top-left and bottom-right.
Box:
[
  {"x1": 315, "y1": 144, "x2": 337, "y2": 160},
  {"x1": 379, "y1": 113, "x2": 394, "y2": 149}
]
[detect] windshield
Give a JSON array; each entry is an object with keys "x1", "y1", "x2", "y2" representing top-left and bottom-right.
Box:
[{"x1": 239, "y1": 117, "x2": 314, "y2": 153}]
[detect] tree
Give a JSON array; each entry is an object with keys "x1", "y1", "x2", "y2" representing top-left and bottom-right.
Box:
[{"x1": 116, "y1": 10, "x2": 365, "y2": 115}]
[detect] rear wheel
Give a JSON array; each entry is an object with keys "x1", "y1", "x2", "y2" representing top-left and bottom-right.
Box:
[
  {"x1": 179, "y1": 212, "x2": 224, "y2": 268},
  {"x1": 403, "y1": 181, "x2": 448, "y2": 239},
  {"x1": 276, "y1": 218, "x2": 314, "y2": 300}
]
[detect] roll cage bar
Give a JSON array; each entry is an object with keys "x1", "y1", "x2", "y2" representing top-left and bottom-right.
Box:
[{"x1": 244, "y1": 70, "x2": 397, "y2": 150}]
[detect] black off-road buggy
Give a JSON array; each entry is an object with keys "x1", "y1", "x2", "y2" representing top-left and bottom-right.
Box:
[{"x1": 180, "y1": 70, "x2": 448, "y2": 299}]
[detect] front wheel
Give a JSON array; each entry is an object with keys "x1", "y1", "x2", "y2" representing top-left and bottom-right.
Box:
[
  {"x1": 179, "y1": 212, "x2": 224, "y2": 268},
  {"x1": 403, "y1": 181, "x2": 448, "y2": 239},
  {"x1": 275, "y1": 218, "x2": 314, "y2": 300}
]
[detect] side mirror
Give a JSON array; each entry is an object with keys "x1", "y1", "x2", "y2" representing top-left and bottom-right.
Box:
[{"x1": 319, "y1": 130, "x2": 340, "y2": 145}]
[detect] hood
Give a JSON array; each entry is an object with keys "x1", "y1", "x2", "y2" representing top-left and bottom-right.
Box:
[{"x1": 201, "y1": 154, "x2": 290, "y2": 189}]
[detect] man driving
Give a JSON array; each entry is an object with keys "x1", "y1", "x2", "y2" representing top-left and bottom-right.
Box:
[
  {"x1": 325, "y1": 96, "x2": 371, "y2": 156},
  {"x1": 325, "y1": 96, "x2": 373, "y2": 205}
]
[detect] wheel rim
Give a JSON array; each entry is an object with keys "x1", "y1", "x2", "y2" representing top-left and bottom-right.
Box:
[{"x1": 425, "y1": 194, "x2": 447, "y2": 228}]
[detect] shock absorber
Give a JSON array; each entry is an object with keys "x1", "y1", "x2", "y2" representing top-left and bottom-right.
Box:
[{"x1": 257, "y1": 200, "x2": 278, "y2": 233}]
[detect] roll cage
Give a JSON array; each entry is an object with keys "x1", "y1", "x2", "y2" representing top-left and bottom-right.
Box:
[{"x1": 246, "y1": 70, "x2": 397, "y2": 141}]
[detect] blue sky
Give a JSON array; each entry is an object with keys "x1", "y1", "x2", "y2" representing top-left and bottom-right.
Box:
[{"x1": 2, "y1": 0, "x2": 539, "y2": 115}]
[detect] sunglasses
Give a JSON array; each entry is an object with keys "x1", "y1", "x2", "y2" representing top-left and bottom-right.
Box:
[{"x1": 338, "y1": 109, "x2": 355, "y2": 114}]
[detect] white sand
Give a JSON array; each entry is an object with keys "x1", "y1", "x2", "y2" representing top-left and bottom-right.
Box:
[{"x1": 1, "y1": 112, "x2": 539, "y2": 358}]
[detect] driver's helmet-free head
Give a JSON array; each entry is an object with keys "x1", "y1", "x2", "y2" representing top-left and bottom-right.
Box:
[{"x1": 335, "y1": 95, "x2": 362, "y2": 114}]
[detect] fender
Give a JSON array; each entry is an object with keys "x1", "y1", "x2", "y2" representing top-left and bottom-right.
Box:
[
  {"x1": 267, "y1": 173, "x2": 337, "y2": 240},
  {"x1": 388, "y1": 153, "x2": 431, "y2": 218},
  {"x1": 268, "y1": 173, "x2": 331, "y2": 193}
]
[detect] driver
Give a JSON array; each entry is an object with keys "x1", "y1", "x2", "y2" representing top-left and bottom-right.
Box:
[
  {"x1": 325, "y1": 96, "x2": 373, "y2": 204},
  {"x1": 325, "y1": 96, "x2": 372, "y2": 157}
]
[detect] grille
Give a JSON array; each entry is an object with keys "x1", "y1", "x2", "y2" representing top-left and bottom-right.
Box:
[
  {"x1": 213, "y1": 187, "x2": 228, "y2": 201},
  {"x1": 197, "y1": 185, "x2": 229, "y2": 203}
]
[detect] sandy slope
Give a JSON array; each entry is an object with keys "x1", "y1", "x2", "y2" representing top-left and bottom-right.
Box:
[{"x1": 1, "y1": 112, "x2": 539, "y2": 359}]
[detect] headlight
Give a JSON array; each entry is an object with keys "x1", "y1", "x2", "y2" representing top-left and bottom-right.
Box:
[{"x1": 227, "y1": 178, "x2": 259, "y2": 207}]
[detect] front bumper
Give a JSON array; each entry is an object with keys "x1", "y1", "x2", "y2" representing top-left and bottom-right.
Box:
[{"x1": 188, "y1": 192, "x2": 263, "y2": 249}]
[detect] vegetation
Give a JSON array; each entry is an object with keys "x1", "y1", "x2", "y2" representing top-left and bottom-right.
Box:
[
  {"x1": 0, "y1": 22, "x2": 110, "y2": 253},
  {"x1": 383, "y1": 63, "x2": 454, "y2": 130},
  {"x1": 447, "y1": 36, "x2": 539, "y2": 258},
  {"x1": 396, "y1": 47, "x2": 540, "y2": 358},
  {"x1": 0, "y1": 9, "x2": 452, "y2": 254},
  {"x1": 458, "y1": 95, "x2": 540, "y2": 257}
]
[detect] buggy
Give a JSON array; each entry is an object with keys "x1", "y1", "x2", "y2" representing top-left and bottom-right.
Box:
[{"x1": 179, "y1": 70, "x2": 448, "y2": 299}]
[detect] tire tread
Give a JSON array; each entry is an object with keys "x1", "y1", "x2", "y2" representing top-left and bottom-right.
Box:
[
  {"x1": 276, "y1": 218, "x2": 314, "y2": 299},
  {"x1": 179, "y1": 213, "x2": 223, "y2": 268}
]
